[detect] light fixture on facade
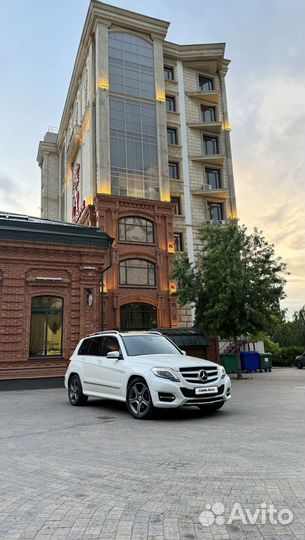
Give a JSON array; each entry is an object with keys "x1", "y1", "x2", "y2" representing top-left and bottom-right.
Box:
[
  {"x1": 169, "y1": 281, "x2": 177, "y2": 294},
  {"x1": 86, "y1": 288, "x2": 93, "y2": 307},
  {"x1": 98, "y1": 78, "x2": 109, "y2": 90},
  {"x1": 156, "y1": 91, "x2": 166, "y2": 103},
  {"x1": 168, "y1": 241, "x2": 175, "y2": 254},
  {"x1": 224, "y1": 121, "x2": 232, "y2": 132}
]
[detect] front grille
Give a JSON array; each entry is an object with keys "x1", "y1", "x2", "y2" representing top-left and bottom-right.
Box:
[
  {"x1": 179, "y1": 365, "x2": 219, "y2": 385},
  {"x1": 181, "y1": 384, "x2": 224, "y2": 398}
]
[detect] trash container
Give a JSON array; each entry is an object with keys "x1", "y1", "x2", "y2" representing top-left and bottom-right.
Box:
[
  {"x1": 259, "y1": 353, "x2": 272, "y2": 372},
  {"x1": 220, "y1": 354, "x2": 238, "y2": 373},
  {"x1": 240, "y1": 351, "x2": 260, "y2": 372}
]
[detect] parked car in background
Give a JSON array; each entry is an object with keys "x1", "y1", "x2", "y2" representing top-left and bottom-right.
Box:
[
  {"x1": 65, "y1": 331, "x2": 231, "y2": 419},
  {"x1": 295, "y1": 352, "x2": 305, "y2": 369}
]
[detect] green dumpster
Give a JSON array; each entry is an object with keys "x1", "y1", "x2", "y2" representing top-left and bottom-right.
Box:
[
  {"x1": 221, "y1": 354, "x2": 238, "y2": 373},
  {"x1": 259, "y1": 353, "x2": 272, "y2": 372}
]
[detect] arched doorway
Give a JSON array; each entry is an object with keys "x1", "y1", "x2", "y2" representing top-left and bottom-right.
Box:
[{"x1": 120, "y1": 303, "x2": 157, "y2": 331}]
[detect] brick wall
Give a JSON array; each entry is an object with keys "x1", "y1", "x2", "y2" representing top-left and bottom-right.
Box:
[{"x1": 0, "y1": 240, "x2": 107, "y2": 380}]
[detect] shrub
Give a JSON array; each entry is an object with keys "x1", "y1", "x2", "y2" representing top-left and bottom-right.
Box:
[{"x1": 277, "y1": 346, "x2": 304, "y2": 367}]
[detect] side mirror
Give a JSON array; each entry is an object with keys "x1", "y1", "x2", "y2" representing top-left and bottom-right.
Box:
[
  {"x1": 106, "y1": 351, "x2": 122, "y2": 359},
  {"x1": 181, "y1": 350, "x2": 186, "y2": 356}
]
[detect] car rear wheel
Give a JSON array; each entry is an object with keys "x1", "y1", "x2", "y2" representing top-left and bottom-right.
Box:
[
  {"x1": 296, "y1": 360, "x2": 304, "y2": 369},
  {"x1": 198, "y1": 401, "x2": 225, "y2": 413},
  {"x1": 126, "y1": 378, "x2": 154, "y2": 419},
  {"x1": 68, "y1": 374, "x2": 88, "y2": 406}
]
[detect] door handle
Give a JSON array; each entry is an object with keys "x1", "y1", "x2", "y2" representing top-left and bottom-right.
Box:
[{"x1": 98, "y1": 359, "x2": 103, "y2": 364}]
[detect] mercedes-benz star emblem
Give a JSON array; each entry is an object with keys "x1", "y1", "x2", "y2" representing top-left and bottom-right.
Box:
[{"x1": 199, "y1": 370, "x2": 208, "y2": 381}]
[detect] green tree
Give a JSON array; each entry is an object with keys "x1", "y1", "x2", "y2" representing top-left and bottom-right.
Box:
[
  {"x1": 271, "y1": 306, "x2": 305, "y2": 347},
  {"x1": 171, "y1": 220, "x2": 288, "y2": 378}
]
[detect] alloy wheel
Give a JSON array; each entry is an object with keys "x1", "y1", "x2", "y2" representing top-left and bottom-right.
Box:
[{"x1": 128, "y1": 382, "x2": 151, "y2": 418}]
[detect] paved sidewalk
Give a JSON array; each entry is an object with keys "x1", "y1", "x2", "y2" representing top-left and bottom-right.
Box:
[{"x1": 0, "y1": 368, "x2": 304, "y2": 539}]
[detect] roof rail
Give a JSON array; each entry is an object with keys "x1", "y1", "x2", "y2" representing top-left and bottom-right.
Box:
[{"x1": 87, "y1": 330, "x2": 121, "y2": 337}]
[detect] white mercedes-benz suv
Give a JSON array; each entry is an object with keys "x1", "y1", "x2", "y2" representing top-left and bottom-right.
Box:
[{"x1": 65, "y1": 331, "x2": 231, "y2": 419}]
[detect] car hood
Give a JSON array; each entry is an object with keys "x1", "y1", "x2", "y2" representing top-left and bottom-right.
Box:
[{"x1": 127, "y1": 353, "x2": 219, "y2": 371}]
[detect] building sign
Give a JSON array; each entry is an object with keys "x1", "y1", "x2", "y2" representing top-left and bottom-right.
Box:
[{"x1": 72, "y1": 163, "x2": 85, "y2": 223}]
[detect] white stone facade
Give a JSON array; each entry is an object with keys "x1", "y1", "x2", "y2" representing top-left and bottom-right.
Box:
[{"x1": 37, "y1": 1, "x2": 237, "y2": 328}]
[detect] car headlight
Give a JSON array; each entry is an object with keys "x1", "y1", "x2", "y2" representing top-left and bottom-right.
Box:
[
  {"x1": 219, "y1": 366, "x2": 226, "y2": 379},
  {"x1": 151, "y1": 367, "x2": 180, "y2": 382}
]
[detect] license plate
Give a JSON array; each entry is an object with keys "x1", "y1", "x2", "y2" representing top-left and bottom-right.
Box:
[{"x1": 195, "y1": 386, "x2": 218, "y2": 395}]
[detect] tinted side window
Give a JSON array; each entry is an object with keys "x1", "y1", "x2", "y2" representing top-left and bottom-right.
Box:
[
  {"x1": 102, "y1": 337, "x2": 121, "y2": 356},
  {"x1": 78, "y1": 339, "x2": 91, "y2": 355},
  {"x1": 88, "y1": 337, "x2": 104, "y2": 356}
]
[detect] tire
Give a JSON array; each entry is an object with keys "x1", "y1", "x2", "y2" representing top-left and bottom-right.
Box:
[
  {"x1": 296, "y1": 360, "x2": 304, "y2": 369},
  {"x1": 68, "y1": 374, "x2": 88, "y2": 406},
  {"x1": 198, "y1": 401, "x2": 225, "y2": 413},
  {"x1": 126, "y1": 377, "x2": 155, "y2": 419}
]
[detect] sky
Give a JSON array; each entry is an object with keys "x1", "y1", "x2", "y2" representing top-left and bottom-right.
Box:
[{"x1": 0, "y1": 0, "x2": 304, "y2": 316}]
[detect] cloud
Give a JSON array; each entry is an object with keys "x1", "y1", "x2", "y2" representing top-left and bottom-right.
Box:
[
  {"x1": 231, "y1": 74, "x2": 305, "y2": 315},
  {"x1": 0, "y1": 173, "x2": 39, "y2": 215}
]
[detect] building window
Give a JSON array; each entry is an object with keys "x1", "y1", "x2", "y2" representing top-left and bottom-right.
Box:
[
  {"x1": 109, "y1": 33, "x2": 159, "y2": 200},
  {"x1": 174, "y1": 233, "x2": 183, "y2": 252},
  {"x1": 119, "y1": 216, "x2": 154, "y2": 244},
  {"x1": 29, "y1": 296, "x2": 63, "y2": 357},
  {"x1": 201, "y1": 105, "x2": 216, "y2": 123},
  {"x1": 164, "y1": 66, "x2": 174, "y2": 81},
  {"x1": 166, "y1": 96, "x2": 176, "y2": 112},
  {"x1": 199, "y1": 75, "x2": 214, "y2": 91},
  {"x1": 206, "y1": 168, "x2": 221, "y2": 189},
  {"x1": 120, "y1": 303, "x2": 157, "y2": 331},
  {"x1": 167, "y1": 128, "x2": 178, "y2": 145},
  {"x1": 168, "y1": 162, "x2": 179, "y2": 179},
  {"x1": 120, "y1": 259, "x2": 156, "y2": 286},
  {"x1": 203, "y1": 136, "x2": 218, "y2": 155},
  {"x1": 171, "y1": 196, "x2": 181, "y2": 215},
  {"x1": 208, "y1": 202, "x2": 224, "y2": 222}
]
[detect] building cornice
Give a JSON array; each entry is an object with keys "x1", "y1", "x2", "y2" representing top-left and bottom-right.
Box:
[{"x1": 36, "y1": 140, "x2": 58, "y2": 167}]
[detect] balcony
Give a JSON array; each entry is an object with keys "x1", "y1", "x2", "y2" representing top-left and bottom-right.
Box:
[
  {"x1": 188, "y1": 121, "x2": 222, "y2": 135},
  {"x1": 192, "y1": 184, "x2": 228, "y2": 200},
  {"x1": 205, "y1": 219, "x2": 227, "y2": 225},
  {"x1": 190, "y1": 154, "x2": 225, "y2": 167},
  {"x1": 186, "y1": 90, "x2": 219, "y2": 105}
]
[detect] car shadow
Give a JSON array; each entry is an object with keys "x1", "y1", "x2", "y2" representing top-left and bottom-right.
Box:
[{"x1": 87, "y1": 397, "x2": 236, "y2": 422}]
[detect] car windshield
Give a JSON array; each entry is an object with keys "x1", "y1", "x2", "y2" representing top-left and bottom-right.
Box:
[{"x1": 122, "y1": 335, "x2": 181, "y2": 357}]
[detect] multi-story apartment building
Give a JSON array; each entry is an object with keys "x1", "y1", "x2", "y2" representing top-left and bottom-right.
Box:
[{"x1": 37, "y1": 0, "x2": 237, "y2": 332}]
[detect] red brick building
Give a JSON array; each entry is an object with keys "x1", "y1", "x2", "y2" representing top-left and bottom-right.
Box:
[
  {"x1": 80, "y1": 194, "x2": 178, "y2": 331},
  {"x1": 0, "y1": 213, "x2": 112, "y2": 382}
]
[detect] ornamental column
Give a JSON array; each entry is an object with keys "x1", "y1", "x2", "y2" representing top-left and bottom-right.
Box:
[
  {"x1": 219, "y1": 65, "x2": 237, "y2": 219},
  {"x1": 95, "y1": 21, "x2": 111, "y2": 195},
  {"x1": 152, "y1": 34, "x2": 171, "y2": 203}
]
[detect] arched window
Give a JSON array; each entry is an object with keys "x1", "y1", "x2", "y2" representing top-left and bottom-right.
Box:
[
  {"x1": 120, "y1": 303, "x2": 157, "y2": 331},
  {"x1": 29, "y1": 296, "x2": 63, "y2": 357},
  {"x1": 119, "y1": 259, "x2": 156, "y2": 286},
  {"x1": 119, "y1": 217, "x2": 154, "y2": 244}
]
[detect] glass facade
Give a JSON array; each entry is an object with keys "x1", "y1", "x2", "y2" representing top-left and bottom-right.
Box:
[
  {"x1": 109, "y1": 33, "x2": 159, "y2": 199},
  {"x1": 29, "y1": 296, "x2": 63, "y2": 357}
]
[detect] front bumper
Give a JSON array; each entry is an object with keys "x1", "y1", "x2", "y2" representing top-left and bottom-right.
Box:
[{"x1": 149, "y1": 374, "x2": 231, "y2": 408}]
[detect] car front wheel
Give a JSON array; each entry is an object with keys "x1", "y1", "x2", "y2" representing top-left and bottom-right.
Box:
[
  {"x1": 296, "y1": 360, "x2": 304, "y2": 369},
  {"x1": 126, "y1": 377, "x2": 154, "y2": 419},
  {"x1": 68, "y1": 374, "x2": 88, "y2": 406}
]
